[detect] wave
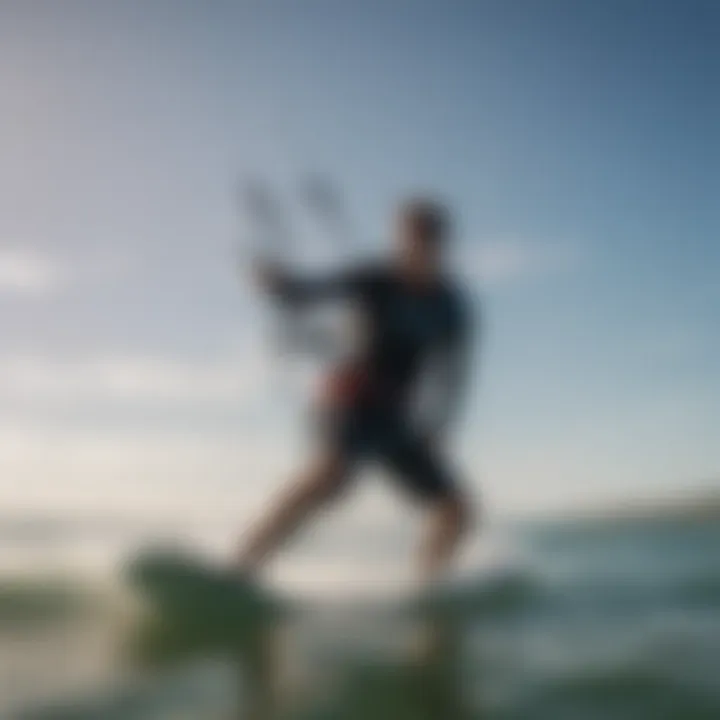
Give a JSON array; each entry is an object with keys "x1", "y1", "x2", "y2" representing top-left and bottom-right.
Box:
[
  {"x1": 6, "y1": 521, "x2": 720, "y2": 720},
  {"x1": 521, "y1": 663, "x2": 720, "y2": 720},
  {"x1": 0, "y1": 578, "x2": 98, "y2": 630}
]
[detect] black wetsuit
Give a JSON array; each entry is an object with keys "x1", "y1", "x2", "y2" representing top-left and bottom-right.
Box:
[{"x1": 274, "y1": 261, "x2": 474, "y2": 502}]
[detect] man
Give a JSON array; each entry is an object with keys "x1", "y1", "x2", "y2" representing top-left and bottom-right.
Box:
[{"x1": 237, "y1": 197, "x2": 476, "y2": 588}]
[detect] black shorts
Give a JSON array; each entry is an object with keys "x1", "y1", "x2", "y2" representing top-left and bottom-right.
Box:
[{"x1": 316, "y1": 402, "x2": 460, "y2": 503}]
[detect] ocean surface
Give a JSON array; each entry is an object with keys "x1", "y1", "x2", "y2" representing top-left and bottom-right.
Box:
[{"x1": 1, "y1": 516, "x2": 719, "y2": 719}]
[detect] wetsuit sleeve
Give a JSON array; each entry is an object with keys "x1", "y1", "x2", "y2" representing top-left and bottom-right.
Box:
[
  {"x1": 422, "y1": 294, "x2": 475, "y2": 440},
  {"x1": 269, "y1": 264, "x2": 376, "y2": 305}
]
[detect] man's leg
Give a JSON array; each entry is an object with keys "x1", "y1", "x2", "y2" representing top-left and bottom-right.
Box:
[
  {"x1": 418, "y1": 491, "x2": 472, "y2": 586},
  {"x1": 382, "y1": 432, "x2": 474, "y2": 587},
  {"x1": 237, "y1": 451, "x2": 351, "y2": 574}
]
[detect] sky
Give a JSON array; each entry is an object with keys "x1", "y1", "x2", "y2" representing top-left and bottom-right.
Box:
[{"x1": 0, "y1": 0, "x2": 718, "y2": 546}]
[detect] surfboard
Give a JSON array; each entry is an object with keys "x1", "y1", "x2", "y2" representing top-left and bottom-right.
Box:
[
  {"x1": 123, "y1": 546, "x2": 291, "y2": 668},
  {"x1": 125, "y1": 547, "x2": 286, "y2": 622}
]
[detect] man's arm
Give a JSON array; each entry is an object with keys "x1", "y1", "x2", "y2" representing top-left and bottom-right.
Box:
[{"x1": 257, "y1": 261, "x2": 373, "y2": 306}]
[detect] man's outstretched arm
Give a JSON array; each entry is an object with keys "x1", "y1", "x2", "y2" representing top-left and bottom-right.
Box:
[{"x1": 255, "y1": 261, "x2": 372, "y2": 306}]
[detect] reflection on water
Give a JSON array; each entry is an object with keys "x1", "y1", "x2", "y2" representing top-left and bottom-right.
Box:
[
  {"x1": 4, "y1": 518, "x2": 720, "y2": 720},
  {"x1": 8, "y1": 596, "x2": 478, "y2": 719},
  {"x1": 121, "y1": 547, "x2": 480, "y2": 719}
]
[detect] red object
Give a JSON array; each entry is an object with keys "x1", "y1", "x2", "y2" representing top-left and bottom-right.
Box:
[{"x1": 320, "y1": 363, "x2": 370, "y2": 408}]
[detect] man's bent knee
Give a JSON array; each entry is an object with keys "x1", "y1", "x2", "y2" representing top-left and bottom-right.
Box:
[{"x1": 437, "y1": 489, "x2": 476, "y2": 539}]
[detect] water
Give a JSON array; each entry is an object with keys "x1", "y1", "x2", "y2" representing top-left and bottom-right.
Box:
[{"x1": 1, "y1": 517, "x2": 719, "y2": 719}]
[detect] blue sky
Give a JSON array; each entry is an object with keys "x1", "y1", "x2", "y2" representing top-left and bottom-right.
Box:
[{"x1": 0, "y1": 0, "x2": 718, "y2": 531}]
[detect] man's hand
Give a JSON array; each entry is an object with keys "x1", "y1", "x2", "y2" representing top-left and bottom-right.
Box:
[{"x1": 251, "y1": 258, "x2": 286, "y2": 295}]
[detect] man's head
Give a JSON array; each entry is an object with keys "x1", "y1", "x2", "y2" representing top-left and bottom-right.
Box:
[{"x1": 395, "y1": 197, "x2": 452, "y2": 283}]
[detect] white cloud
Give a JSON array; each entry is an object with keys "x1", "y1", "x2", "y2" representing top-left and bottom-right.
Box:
[
  {"x1": 0, "y1": 352, "x2": 274, "y2": 406},
  {"x1": 0, "y1": 248, "x2": 65, "y2": 294},
  {"x1": 460, "y1": 237, "x2": 582, "y2": 287},
  {"x1": 0, "y1": 422, "x2": 292, "y2": 522},
  {"x1": 0, "y1": 245, "x2": 134, "y2": 296}
]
